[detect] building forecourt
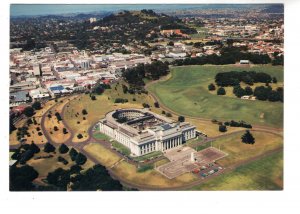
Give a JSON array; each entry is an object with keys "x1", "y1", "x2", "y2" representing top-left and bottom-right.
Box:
[{"x1": 98, "y1": 108, "x2": 197, "y2": 156}]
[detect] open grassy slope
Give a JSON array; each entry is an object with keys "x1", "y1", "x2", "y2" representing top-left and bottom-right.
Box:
[{"x1": 148, "y1": 65, "x2": 283, "y2": 127}]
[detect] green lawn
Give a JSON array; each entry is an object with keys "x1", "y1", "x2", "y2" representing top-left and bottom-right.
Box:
[
  {"x1": 185, "y1": 136, "x2": 204, "y2": 148},
  {"x1": 112, "y1": 141, "x2": 131, "y2": 156},
  {"x1": 93, "y1": 132, "x2": 111, "y2": 141},
  {"x1": 197, "y1": 131, "x2": 283, "y2": 167},
  {"x1": 132, "y1": 151, "x2": 163, "y2": 162},
  {"x1": 148, "y1": 65, "x2": 283, "y2": 128},
  {"x1": 190, "y1": 151, "x2": 283, "y2": 190}
]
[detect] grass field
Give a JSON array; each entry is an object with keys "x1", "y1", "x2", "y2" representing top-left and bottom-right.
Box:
[
  {"x1": 63, "y1": 81, "x2": 165, "y2": 142},
  {"x1": 148, "y1": 65, "x2": 283, "y2": 128},
  {"x1": 93, "y1": 132, "x2": 111, "y2": 141},
  {"x1": 26, "y1": 149, "x2": 94, "y2": 177},
  {"x1": 196, "y1": 131, "x2": 283, "y2": 167},
  {"x1": 190, "y1": 151, "x2": 283, "y2": 190},
  {"x1": 83, "y1": 143, "x2": 121, "y2": 167},
  {"x1": 112, "y1": 141, "x2": 131, "y2": 156},
  {"x1": 43, "y1": 97, "x2": 74, "y2": 143},
  {"x1": 10, "y1": 99, "x2": 58, "y2": 146},
  {"x1": 83, "y1": 142, "x2": 198, "y2": 188},
  {"x1": 133, "y1": 151, "x2": 163, "y2": 162}
]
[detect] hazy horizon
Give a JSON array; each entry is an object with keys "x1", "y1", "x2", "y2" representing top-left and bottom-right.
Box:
[{"x1": 10, "y1": 4, "x2": 280, "y2": 17}]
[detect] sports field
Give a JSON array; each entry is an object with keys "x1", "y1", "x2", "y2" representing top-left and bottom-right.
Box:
[
  {"x1": 148, "y1": 65, "x2": 283, "y2": 128},
  {"x1": 190, "y1": 151, "x2": 283, "y2": 190}
]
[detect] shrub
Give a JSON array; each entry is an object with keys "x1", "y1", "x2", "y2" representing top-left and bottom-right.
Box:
[
  {"x1": 54, "y1": 126, "x2": 58, "y2": 131},
  {"x1": 77, "y1": 134, "x2": 83, "y2": 139},
  {"x1": 91, "y1": 95, "x2": 96, "y2": 100},
  {"x1": 166, "y1": 112, "x2": 172, "y2": 117},
  {"x1": 154, "y1": 102, "x2": 160, "y2": 108},
  {"x1": 219, "y1": 125, "x2": 227, "y2": 132}
]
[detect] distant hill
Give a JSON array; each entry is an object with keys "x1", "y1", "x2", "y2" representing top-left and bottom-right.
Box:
[
  {"x1": 10, "y1": 9, "x2": 197, "y2": 51},
  {"x1": 262, "y1": 4, "x2": 284, "y2": 13}
]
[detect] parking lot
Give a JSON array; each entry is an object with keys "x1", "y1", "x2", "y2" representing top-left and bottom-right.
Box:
[{"x1": 156, "y1": 146, "x2": 227, "y2": 179}]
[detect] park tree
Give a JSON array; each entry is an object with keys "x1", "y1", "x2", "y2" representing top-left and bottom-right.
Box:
[
  {"x1": 217, "y1": 87, "x2": 226, "y2": 95},
  {"x1": 93, "y1": 85, "x2": 104, "y2": 95},
  {"x1": 241, "y1": 130, "x2": 255, "y2": 144},
  {"x1": 44, "y1": 142, "x2": 56, "y2": 153},
  {"x1": 10, "y1": 165, "x2": 39, "y2": 191},
  {"x1": 154, "y1": 102, "x2": 160, "y2": 108},
  {"x1": 69, "y1": 148, "x2": 78, "y2": 161},
  {"x1": 23, "y1": 106, "x2": 34, "y2": 117},
  {"x1": 70, "y1": 164, "x2": 123, "y2": 191},
  {"x1": 75, "y1": 153, "x2": 87, "y2": 165},
  {"x1": 219, "y1": 125, "x2": 227, "y2": 132},
  {"x1": 63, "y1": 128, "x2": 68, "y2": 134},
  {"x1": 58, "y1": 144, "x2": 69, "y2": 154},
  {"x1": 208, "y1": 83, "x2": 216, "y2": 91},
  {"x1": 91, "y1": 95, "x2": 96, "y2": 100},
  {"x1": 46, "y1": 168, "x2": 70, "y2": 190},
  {"x1": 272, "y1": 77, "x2": 278, "y2": 83},
  {"x1": 244, "y1": 86, "x2": 253, "y2": 95},
  {"x1": 77, "y1": 134, "x2": 83, "y2": 139},
  {"x1": 30, "y1": 142, "x2": 40, "y2": 154},
  {"x1": 82, "y1": 109, "x2": 88, "y2": 115},
  {"x1": 234, "y1": 87, "x2": 246, "y2": 98},
  {"x1": 32, "y1": 101, "x2": 42, "y2": 110},
  {"x1": 268, "y1": 90, "x2": 281, "y2": 102},
  {"x1": 19, "y1": 149, "x2": 35, "y2": 164},
  {"x1": 178, "y1": 116, "x2": 185, "y2": 122},
  {"x1": 254, "y1": 86, "x2": 272, "y2": 101}
]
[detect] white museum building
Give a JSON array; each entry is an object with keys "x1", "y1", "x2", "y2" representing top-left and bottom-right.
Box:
[{"x1": 98, "y1": 108, "x2": 197, "y2": 156}]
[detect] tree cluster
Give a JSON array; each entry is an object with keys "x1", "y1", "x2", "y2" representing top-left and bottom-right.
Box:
[
  {"x1": 224, "y1": 120, "x2": 252, "y2": 129},
  {"x1": 122, "y1": 61, "x2": 169, "y2": 91},
  {"x1": 215, "y1": 71, "x2": 273, "y2": 87}
]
